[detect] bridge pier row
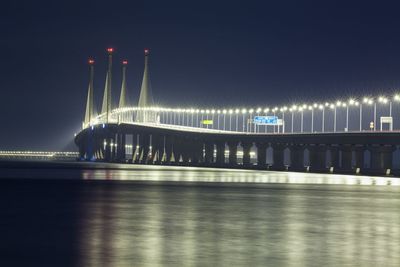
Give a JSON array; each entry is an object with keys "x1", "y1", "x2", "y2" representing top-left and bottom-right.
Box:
[
  {"x1": 272, "y1": 144, "x2": 285, "y2": 170},
  {"x1": 309, "y1": 144, "x2": 327, "y2": 172},
  {"x1": 215, "y1": 142, "x2": 226, "y2": 167},
  {"x1": 228, "y1": 141, "x2": 238, "y2": 166},
  {"x1": 256, "y1": 143, "x2": 268, "y2": 168},
  {"x1": 204, "y1": 142, "x2": 214, "y2": 165},
  {"x1": 289, "y1": 144, "x2": 304, "y2": 171},
  {"x1": 369, "y1": 145, "x2": 395, "y2": 175},
  {"x1": 339, "y1": 145, "x2": 353, "y2": 172},
  {"x1": 241, "y1": 142, "x2": 252, "y2": 167},
  {"x1": 353, "y1": 145, "x2": 365, "y2": 173}
]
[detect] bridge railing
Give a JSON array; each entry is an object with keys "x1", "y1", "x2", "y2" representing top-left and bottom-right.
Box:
[{"x1": 83, "y1": 95, "x2": 400, "y2": 134}]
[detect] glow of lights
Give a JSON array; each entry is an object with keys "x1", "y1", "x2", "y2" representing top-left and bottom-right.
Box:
[
  {"x1": 88, "y1": 59, "x2": 95, "y2": 64},
  {"x1": 235, "y1": 109, "x2": 240, "y2": 114},
  {"x1": 107, "y1": 48, "x2": 114, "y2": 53},
  {"x1": 256, "y1": 108, "x2": 262, "y2": 113},
  {"x1": 122, "y1": 60, "x2": 128, "y2": 65},
  {"x1": 241, "y1": 108, "x2": 247, "y2": 114},
  {"x1": 223, "y1": 109, "x2": 227, "y2": 114}
]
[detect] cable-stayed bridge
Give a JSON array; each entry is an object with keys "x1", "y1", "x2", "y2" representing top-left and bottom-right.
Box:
[{"x1": 75, "y1": 48, "x2": 400, "y2": 176}]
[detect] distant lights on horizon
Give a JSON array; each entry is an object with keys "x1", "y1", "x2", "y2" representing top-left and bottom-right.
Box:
[{"x1": 107, "y1": 47, "x2": 114, "y2": 53}]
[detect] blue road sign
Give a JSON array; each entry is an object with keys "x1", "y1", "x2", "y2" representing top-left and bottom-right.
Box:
[{"x1": 253, "y1": 116, "x2": 278, "y2": 125}]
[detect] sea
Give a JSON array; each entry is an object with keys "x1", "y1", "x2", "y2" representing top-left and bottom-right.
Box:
[{"x1": 0, "y1": 161, "x2": 399, "y2": 267}]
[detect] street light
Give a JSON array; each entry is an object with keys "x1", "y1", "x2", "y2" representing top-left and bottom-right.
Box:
[
  {"x1": 235, "y1": 109, "x2": 240, "y2": 132},
  {"x1": 229, "y1": 109, "x2": 233, "y2": 131},
  {"x1": 309, "y1": 105, "x2": 314, "y2": 133},
  {"x1": 264, "y1": 108, "x2": 269, "y2": 133},
  {"x1": 248, "y1": 108, "x2": 254, "y2": 132},
  {"x1": 291, "y1": 105, "x2": 297, "y2": 133},
  {"x1": 241, "y1": 108, "x2": 247, "y2": 132},
  {"x1": 222, "y1": 109, "x2": 227, "y2": 130},
  {"x1": 319, "y1": 104, "x2": 324, "y2": 132},
  {"x1": 299, "y1": 106, "x2": 304, "y2": 133}
]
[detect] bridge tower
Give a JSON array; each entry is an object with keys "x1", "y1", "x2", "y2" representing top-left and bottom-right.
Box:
[
  {"x1": 118, "y1": 60, "x2": 128, "y2": 108},
  {"x1": 101, "y1": 48, "x2": 113, "y2": 122},
  {"x1": 84, "y1": 58, "x2": 96, "y2": 127},
  {"x1": 137, "y1": 48, "x2": 156, "y2": 123}
]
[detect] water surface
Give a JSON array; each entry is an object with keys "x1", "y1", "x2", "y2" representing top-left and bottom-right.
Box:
[{"x1": 0, "y1": 162, "x2": 399, "y2": 266}]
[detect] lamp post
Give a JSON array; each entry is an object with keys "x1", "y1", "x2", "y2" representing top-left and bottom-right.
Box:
[
  {"x1": 319, "y1": 104, "x2": 325, "y2": 132},
  {"x1": 217, "y1": 110, "x2": 221, "y2": 130},
  {"x1": 264, "y1": 108, "x2": 269, "y2": 133},
  {"x1": 222, "y1": 109, "x2": 227, "y2": 131},
  {"x1": 393, "y1": 94, "x2": 400, "y2": 130},
  {"x1": 299, "y1": 106, "x2": 304, "y2": 133},
  {"x1": 229, "y1": 109, "x2": 233, "y2": 131},
  {"x1": 235, "y1": 109, "x2": 239, "y2": 132},
  {"x1": 256, "y1": 107, "x2": 261, "y2": 133},
  {"x1": 272, "y1": 107, "x2": 278, "y2": 133},
  {"x1": 290, "y1": 106, "x2": 295, "y2": 133},
  {"x1": 241, "y1": 109, "x2": 247, "y2": 132},
  {"x1": 248, "y1": 108, "x2": 254, "y2": 133}
]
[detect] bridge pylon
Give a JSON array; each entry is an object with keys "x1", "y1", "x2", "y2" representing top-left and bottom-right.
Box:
[
  {"x1": 137, "y1": 48, "x2": 156, "y2": 123},
  {"x1": 101, "y1": 48, "x2": 113, "y2": 123},
  {"x1": 84, "y1": 58, "x2": 96, "y2": 127}
]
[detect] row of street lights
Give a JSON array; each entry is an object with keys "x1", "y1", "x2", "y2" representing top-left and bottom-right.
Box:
[{"x1": 101, "y1": 94, "x2": 400, "y2": 133}]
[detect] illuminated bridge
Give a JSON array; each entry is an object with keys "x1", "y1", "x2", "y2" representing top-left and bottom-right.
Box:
[{"x1": 75, "y1": 48, "x2": 400, "y2": 176}]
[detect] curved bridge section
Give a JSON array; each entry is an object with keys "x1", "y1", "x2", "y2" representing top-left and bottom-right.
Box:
[{"x1": 75, "y1": 122, "x2": 400, "y2": 176}]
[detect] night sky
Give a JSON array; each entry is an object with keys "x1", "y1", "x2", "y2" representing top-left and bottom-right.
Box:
[{"x1": 1, "y1": 0, "x2": 400, "y2": 151}]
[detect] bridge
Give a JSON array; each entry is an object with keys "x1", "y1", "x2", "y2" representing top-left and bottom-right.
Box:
[{"x1": 75, "y1": 48, "x2": 400, "y2": 176}]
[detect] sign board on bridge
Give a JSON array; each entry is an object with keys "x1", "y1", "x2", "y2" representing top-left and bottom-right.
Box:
[{"x1": 253, "y1": 116, "x2": 280, "y2": 125}]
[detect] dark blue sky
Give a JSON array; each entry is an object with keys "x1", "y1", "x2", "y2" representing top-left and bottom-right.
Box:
[{"x1": 1, "y1": 0, "x2": 400, "y2": 150}]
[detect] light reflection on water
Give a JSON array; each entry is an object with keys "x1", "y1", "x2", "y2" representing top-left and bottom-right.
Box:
[
  {"x1": 81, "y1": 164, "x2": 400, "y2": 186},
  {"x1": 1, "y1": 163, "x2": 400, "y2": 266},
  {"x1": 75, "y1": 165, "x2": 400, "y2": 266}
]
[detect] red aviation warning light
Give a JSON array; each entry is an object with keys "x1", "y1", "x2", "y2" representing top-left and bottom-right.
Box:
[
  {"x1": 144, "y1": 48, "x2": 150, "y2": 55},
  {"x1": 107, "y1": 47, "x2": 114, "y2": 53},
  {"x1": 122, "y1": 60, "x2": 128, "y2": 65},
  {"x1": 88, "y1": 59, "x2": 95, "y2": 65}
]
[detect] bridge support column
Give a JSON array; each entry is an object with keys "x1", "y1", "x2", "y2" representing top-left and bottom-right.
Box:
[
  {"x1": 151, "y1": 135, "x2": 162, "y2": 164},
  {"x1": 216, "y1": 142, "x2": 225, "y2": 166},
  {"x1": 353, "y1": 145, "x2": 365, "y2": 173},
  {"x1": 256, "y1": 143, "x2": 268, "y2": 168},
  {"x1": 228, "y1": 141, "x2": 238, "y2": 166},
  {"x1": 309, "y1": 144, "x2": 327, "y2": 172},
  {"x1": 242, "y1": 142, "x2": 252, "y2": 166},
  {"x1": 328, "y1": 145, "x2": 339, "y2": 172},
  {"x1": 289, "y1": 144, "x2": 304, "y2": 171},
  {"x1": 79, "y1": 144, "x2": 85, "y2": 160},
  {"x1": 370, "y1": 145, "x2": 395, "y2": 175},
  {"x1": 204, "y1": 142, "x2": 214, "y2": 165},
  {"x1": 116, "y1": 133, "x2": 126, "y2": 162},
  {"x1": 340, "y1": 145, "x2": 352, "y2": 172},
  {"x1": 272, "y1": 143, "x2": 285, "y2": 170},
  {"x1": 104, "y1": 137, "x2": 112, "y2": 162}
]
